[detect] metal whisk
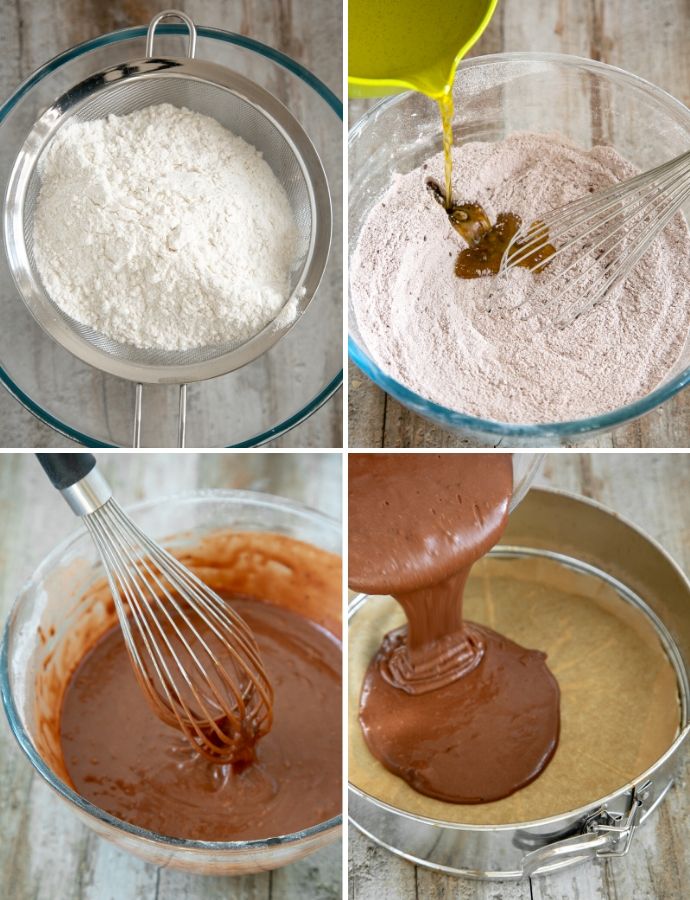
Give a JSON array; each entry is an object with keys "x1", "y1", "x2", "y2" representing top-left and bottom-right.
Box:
[
  {"x1": 37, "y1": 453, "x2": 273, "y2": 763},
  {"x1": 500, "y1": 149, "x2": 690, "y2": 326}
]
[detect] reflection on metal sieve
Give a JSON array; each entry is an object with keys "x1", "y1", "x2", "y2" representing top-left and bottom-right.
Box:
[{"x1": 4, "y1": 10, "x2": 332, "y2": 445}]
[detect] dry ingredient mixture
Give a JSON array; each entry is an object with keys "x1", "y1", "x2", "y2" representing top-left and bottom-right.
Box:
[
  {"x1": 34, "y1": 104, "x2": 298, "y2": 351},
  {"x1": 351, "y1": 132, "x2": 690, "y2": 423}
]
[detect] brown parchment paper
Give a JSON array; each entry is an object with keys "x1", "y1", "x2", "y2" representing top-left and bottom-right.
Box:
[{"x1": 349, "y1": 554, "x2": 680, "y2": 824}]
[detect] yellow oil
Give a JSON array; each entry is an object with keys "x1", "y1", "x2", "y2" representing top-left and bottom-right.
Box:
[
  {"x1": 349, "y1": 0, "x2": 534, "y2": 271},
  {"x1": 438, "y1": 91, "x2": 455, "y2": 207},
  {"x1": 349, "y1": 0, "x2": 496, "y2": 208},
  {"x1": 349, "y1": 0, "x2": 495, "y2": 98}
]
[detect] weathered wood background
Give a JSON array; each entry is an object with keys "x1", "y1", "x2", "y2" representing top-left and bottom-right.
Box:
[
  {"x1": 0, "y1": 452, "x2": 342, "y2": 899},
  {"x1": 348, "y1": 0, "x2": 690, "y2": 448},
  {"x1": 349, "y1": 451, "x2": 690, "y2": 899},
  {"x1": 0, "y1": 0, "x2": 343, "y2": 448}
]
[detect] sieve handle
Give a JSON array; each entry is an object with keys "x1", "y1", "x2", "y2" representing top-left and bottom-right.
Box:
[
  {"x1": 132, "y1": 383, "x2": 187, "y2": 448},
  {"x1": 146, "y1": 9, "x2": 197, "y2": 59}
]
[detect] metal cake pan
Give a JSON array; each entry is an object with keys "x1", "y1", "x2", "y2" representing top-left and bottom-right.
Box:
[{"x1": 348, "y1": 487, "x2": 690, "y2": 879}]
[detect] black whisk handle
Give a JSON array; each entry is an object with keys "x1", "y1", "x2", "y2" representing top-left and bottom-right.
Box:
[
  {"x1": 36, "y1": 453, "x2": 97, "y2": 491},
  {"x1": 36, "y1": 453, "x2": 111, "y2": 516}
]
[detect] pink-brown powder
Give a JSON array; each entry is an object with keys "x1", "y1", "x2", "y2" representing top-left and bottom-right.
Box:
[{"x1": 350, "y1": 132, "x2": 690, "y2": 424}]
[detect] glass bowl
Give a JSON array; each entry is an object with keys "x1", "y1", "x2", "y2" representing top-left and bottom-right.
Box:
[
  {"x1": 0, "y1": 490, "x2": 342, "y2": 874},
  {"x1": 0, "y1": 24, "x2": 342, "y2": 447},
  {"x1": 510, "y1": 452, "x2": 542, "y2": 511},
  {"x1": 349, "y1": 53, "x2": 690, "y2": 446}
]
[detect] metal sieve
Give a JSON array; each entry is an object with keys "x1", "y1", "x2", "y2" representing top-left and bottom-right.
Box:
[{"x1": 3, "y1": 10, "x2": 332, "y2": 444}]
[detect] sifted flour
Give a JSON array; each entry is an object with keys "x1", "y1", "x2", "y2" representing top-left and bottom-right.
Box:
[
  {"x1": 350, "y1": 132, "x2": 690, "y2": 424},
  {"x1": 33, "y1": 104, "x2": 298, "y2": 351}
]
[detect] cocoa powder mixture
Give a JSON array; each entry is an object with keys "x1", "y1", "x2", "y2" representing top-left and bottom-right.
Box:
[
  {"x1": 349, "y1": 453, "x2": 560, "y2": 803},
  {"x1": 350, "y1": 132, "x2": 690, "y2": 423}
]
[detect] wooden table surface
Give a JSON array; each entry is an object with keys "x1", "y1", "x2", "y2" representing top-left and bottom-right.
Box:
[
  {"x1": 0, "y1": 452, "x2": 342, "y2": 900},
  {"x1": 349, "y1": 451, "x2": 690, "y2": 899},
  {"x1": 0, "y1": 0, "x2": 342, "y2": 449},
  {"x1": 348, "y1": 0, "x2": 690, "y2": 448}
]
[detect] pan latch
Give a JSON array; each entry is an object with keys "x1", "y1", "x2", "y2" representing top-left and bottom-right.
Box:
[{"x1": 521, "y1": 781, "x2": 652, "y2": 876}]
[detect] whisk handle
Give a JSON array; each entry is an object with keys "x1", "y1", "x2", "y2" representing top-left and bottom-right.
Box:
[
  {"x1": 37, "y1": 453, "x2": 96, "y2": 489},
  {"x1": 36, "y1": 453, "x2": 112, "y2": 516}
]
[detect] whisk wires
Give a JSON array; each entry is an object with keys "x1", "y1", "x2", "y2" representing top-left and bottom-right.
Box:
[
  {"x1": 500, "y1": 149, "x2": 690, "y2": 326},
  {"x1": 82, "y1": 498, "x2": 273, "y2": 763}
]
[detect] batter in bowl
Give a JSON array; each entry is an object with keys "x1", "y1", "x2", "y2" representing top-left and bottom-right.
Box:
[
  {"x1": 350, "y1": 132, "x2": 690, "y2": 423},
  {"x1": 38, "y1": 530, "x2": 342, "y2": 842}
]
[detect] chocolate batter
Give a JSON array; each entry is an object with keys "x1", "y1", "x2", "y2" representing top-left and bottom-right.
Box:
[
  {"x1": 60, "y1": 596, "x2": 340, "y2": 841},
  {"x1": 349, "y1": 454, "x2": 560, "y2": 804},
  {"x1": 54, "y1": 531, "x2": 342, "y2": 842}
]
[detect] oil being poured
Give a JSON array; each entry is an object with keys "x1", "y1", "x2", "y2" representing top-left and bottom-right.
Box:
[
  {"x1": 348, "y1": 0, "x2": 553, "y2": 278},
  {"x1": 438, "y1": 91, "x2": 455, "y2": 209},
  {"x1": 427, "y1": 178, "x2": 557, "y2": 278},
  {"x1": 432, "y1": 92, "x2": 555, "y2": 277}
]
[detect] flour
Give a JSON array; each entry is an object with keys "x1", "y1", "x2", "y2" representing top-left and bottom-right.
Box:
[
  {"x1": 350, "y1": 132, "x2": 690, "y2": 424},
  {"x1": 33, "y1": 104, "x2": 298, "y2": 351}
]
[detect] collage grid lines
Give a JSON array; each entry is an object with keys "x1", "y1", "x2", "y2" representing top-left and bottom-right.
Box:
[{"x1": 0, "y1": 2, "x2": 689, "y2": 899}]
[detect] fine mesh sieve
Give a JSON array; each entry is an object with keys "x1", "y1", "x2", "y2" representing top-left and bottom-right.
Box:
[{"x1": 3, "y1": 10, "x2": 332, "y2": 391}]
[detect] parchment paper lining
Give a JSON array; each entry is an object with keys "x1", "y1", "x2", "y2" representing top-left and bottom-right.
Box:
[{"x1": 349, "y1": 554, "x2": 680, "y2": 825}]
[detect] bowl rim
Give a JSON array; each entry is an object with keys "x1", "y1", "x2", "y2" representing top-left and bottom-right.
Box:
[
  {"x1": 348, "y1": 50, "x2": 690, "y2": 439},
  {"x1": 0, "y1": 488, "x2": 342, "y2": 852},
  {"x1": 0, "y1": 22, "x2": 343, "y2": 448}
]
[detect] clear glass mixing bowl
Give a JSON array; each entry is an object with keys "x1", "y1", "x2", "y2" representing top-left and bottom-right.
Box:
[
  {"x1": 349, "y1": 53, "x2": 690, "y2": 446},
  {"x1": 0, "y1": 491, "x2": 342, "y2": 874},
  {"x1": 509, "y1": 452, "x2": 542, "y2": 511},
  {"x1": 0, "y1": 24, "x2": 342, "y2": 447}
]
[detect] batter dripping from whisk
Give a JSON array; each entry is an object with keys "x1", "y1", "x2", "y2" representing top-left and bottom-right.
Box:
[{"x1": 52, "y1": 531, "x2": 341, "y2": 841}]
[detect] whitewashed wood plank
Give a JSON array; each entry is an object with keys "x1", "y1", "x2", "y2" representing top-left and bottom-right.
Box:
[
  {"x1": 79, "y1": 840, "x2": 159, "y2": 900},
  {"x1": 157, "y1": 868, "x2": 270, "y2": 900},
  {"x1": 530, "y1": 862, "x2": 609, "y2": 900},
  {"x1": 348, "y1": 828, "x2": 416, "y2": 900},
  {"x1": 416, "y1": 865, "x2": 530, "y2": 900},
  {"x1": 537, "y1": 452, "x2": 690, "y2": 568},
  {"x1": 0, "y1": 0, "x2": 21, "y2": 96},
  {"x1": 271, "y1": 844, "x2": 342, "y2": 900},
  {"x1": 348, "y1": 362, "x2": 386, "y2": 448},
  {"x1": 273, "y1": 389, "x2": 343, "y2": 450},
  {"x1": 0, "y1": 391, "x2": 80, "y2": 447}
]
